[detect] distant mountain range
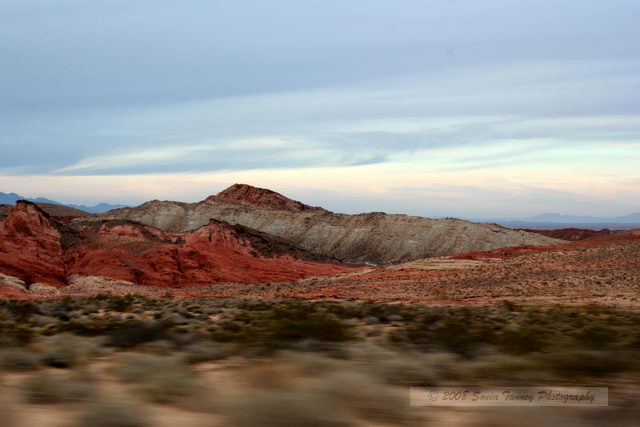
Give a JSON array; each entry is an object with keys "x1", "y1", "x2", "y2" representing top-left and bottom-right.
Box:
[
  {"x1": 480, "y1": 212, "x2": 640, "y2": 229},
  {"x1": 0, "y1": 192, "x2": 128, "y2": 214}
]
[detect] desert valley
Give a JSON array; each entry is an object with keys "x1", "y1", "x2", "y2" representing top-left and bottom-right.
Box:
[
  {"x1": 1, "y1": 185, "x2": 639, "y2": 426},
  {"x1": 1, "y1": 184, "x2": 637, "y2": 308},
  {"x1": 2, "y1": 2, "x2": 639, "y2": 425}
]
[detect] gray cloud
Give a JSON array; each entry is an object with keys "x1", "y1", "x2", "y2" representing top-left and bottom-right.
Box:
[{"x1": 1, "y1": 0, "x2": 639, "y2": 214}]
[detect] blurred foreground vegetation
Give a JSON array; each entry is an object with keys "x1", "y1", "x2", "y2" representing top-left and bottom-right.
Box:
[{"x1": 1, "y1": 296, "x2": 639, "y2": 426}]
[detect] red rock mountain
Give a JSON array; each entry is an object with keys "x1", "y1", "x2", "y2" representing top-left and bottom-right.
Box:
[
  {"x1": 0, "y1": 201, "x2": 355, "y2": 295},
  {"x1": 206, "y1": 183, "x2": 325, "y2": 212}
]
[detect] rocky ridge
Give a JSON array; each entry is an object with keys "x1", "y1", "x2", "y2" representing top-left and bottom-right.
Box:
[
  {"x1": 0, "y1": 201, "x2": 355, "y2": 296},
  {"x1": 87, "y1": 184, "x2": 565, "y2": 265}
]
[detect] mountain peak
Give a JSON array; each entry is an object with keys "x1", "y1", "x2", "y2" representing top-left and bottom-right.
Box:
[{"x1": 206, "y1": 184, "x2": 326, "y2": 213}]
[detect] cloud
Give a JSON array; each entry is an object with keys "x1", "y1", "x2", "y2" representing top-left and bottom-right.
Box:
[{"x1": 1, "y1": 1, "x2": 639, "y2": 215}]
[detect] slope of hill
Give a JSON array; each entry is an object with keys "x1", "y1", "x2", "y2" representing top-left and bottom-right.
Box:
[
  {"x1": 86, "y1": 184, "x2": 564, "y2": 265},
  {"x1": 0, "y1": 201, "x2": 356, "y2": 295},
  {"x1": 196, "y1": 228, "x2": 640, "y2": 307}
]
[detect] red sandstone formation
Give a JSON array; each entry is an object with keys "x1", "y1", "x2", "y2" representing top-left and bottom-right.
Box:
[
  {"x1": 0, "y1": 201, "x2": 356, "y2": 292},
  {"x1": 206, "y1": 183, "x2": 326, "y2": 212},
  {"x1": 0, "y1": 201, "x2": 66, "y2": 286}
]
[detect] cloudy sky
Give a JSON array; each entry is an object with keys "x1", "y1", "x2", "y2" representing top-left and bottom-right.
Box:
[{"x1": 1, "y1": 0, "x2": 639, "y2": 217}]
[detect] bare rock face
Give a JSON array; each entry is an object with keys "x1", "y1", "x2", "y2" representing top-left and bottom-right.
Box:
[
  {"x1": 86, "y1": 184, "x2": 565, "y2": 265},
  {"x1": 0, "y1": 201, "x2": 66, "y2": 286},
  {"x1": 0, "y1": 201, "x2": 355, "y2": 290},
  {"x1": 65, "y1": 219, "x2": 352, "y2": 287}
]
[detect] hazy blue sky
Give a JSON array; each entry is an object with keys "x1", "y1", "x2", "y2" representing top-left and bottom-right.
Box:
[{"x1": 1, "y1": 0, "x2": 639, "y2": 217}]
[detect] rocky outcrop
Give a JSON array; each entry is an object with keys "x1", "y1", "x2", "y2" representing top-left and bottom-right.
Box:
[
  {"x1": 65, "y1": 219, "x2": 352, "y2": 286},
  {"x1": 206, "y1": 183, "x2": 326, "y2": 213},
  {"x1": 0, "y1": 201, "x2": 66, "y2": 286},
  {"x1": 0, "y1": 201, "x2": 356, "y2": 290},
  {"x1": 87, "y1": 185, "x2": 565, "y2": 265}
]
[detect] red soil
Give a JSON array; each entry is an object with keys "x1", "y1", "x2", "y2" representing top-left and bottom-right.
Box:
[{"x1": 206, "y1": 183, "x2": 326, "y2": 212}]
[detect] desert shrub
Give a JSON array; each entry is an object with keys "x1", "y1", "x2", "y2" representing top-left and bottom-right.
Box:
[
  {"x1": 105, "y1": 295, "x2": 137, "y2": 312},
  {"x1": 573, "y1": 324, "x2": 617, "y2": 349},
  {"x1": 405, "y1": 315, "x2": 495, "y2": 355},
  {"x1": 106, "y1": 320, "x2": 171, "y2": 348},
  {"x1": 0, "y1": 348, "x2": 40, "y2": 371},
  {"x1": 182, "y1": 342, "x2": 236, "y2": 364},
  {"x1": 278, "y1": 351, "x2": 348, "y2": 375},
  {"x1": 0, "y1": 300, "x2": 39, "y2": 321},
  {"x1": 467, "y1": 352, "x2": 539, "y2": 378},
  {"x1": 21, "y1": 370, "x2": 98, "y2": 404},
  {"x1": 38, "y1": 297, "x2": 75, "y2": 320},
  {"x1": 35, "y1": 333, "x2": 104, "y2": 368},
  {"x1": 420, "y1": 351, "x2": 464, "y2": 380},
  {"x1": 0, "y1": 307, "x2": 12, "y2": 321},
  {"x1": 0, "y1": 323, "x2": 34, "y2": 345},
  {"x1": 537, "y1": 350, "x2": 636, "y2": 377},
  {"x1": 269, "y1": 307, "x2": 352, "y2": 342},
  {"x1": 161, "y1": 312, "x2": 190, "y2": 326},
  {"x1": 116, "y1": 353, "x2": 201, "y2": 403},
  {"x1": 316, "y1": 371, "x2": 416, "y2": 425},
  {"x1": 133, "y1": 340, "x2": 176, "y2": 355},
  {"x1": 497, "y1": 327, "x2": 547, "y2": 355},
  {"x1": 76, "y1": 399, "x2": 149, "y2": 427},
  {"x1": 134, "y1": 371, "x2": 202, "y2": 404},
  {"x1": 371, "y1": 354, "x2": 437, "y2": 386},
  {"x1": 60, "y1": 369, "x2": 100, "y2": 403},
  {"x1": 116, "y1": 353, "x2": 184, "y2": 383},
  {"x1": 228, "y1": 390, "x2": 351, "y2": 427},
  {"x1": 207, "y1": 305, "x2": 354, "y2": 348},
  {"x1": 210, "y1": 329, "x2": 241, "y2": 343},
  {"x1": 500, "y1": 300, "x2": 519, "y2": 312},
  {"x1": 219, "y1": 320, "x2": 243, "y2": 332},
  {"x1": 26, "y1": 314, "x2": 59, "y2": 327}
]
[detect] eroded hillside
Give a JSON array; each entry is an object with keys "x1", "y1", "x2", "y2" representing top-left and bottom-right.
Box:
[{"x1": 87, "y1": 184, "x2": 563, "y2": 265}]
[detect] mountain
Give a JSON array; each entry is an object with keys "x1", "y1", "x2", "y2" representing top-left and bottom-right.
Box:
[
  {"x1": 486, "y1": 212, "x2": 640, "y2": 226},
  {"x1": 0, "y1": 201, "x2": 355, "y2": 295},
  {"x1": 85, "y1": 183, "x2": 563, "y2": 265},
  {"x1": 0, "y1": 192, "x2": 128, "y2": 213},
  {"x1": 207, "y1": 183, "x2": 326, "y2": 212},
  {"x1": 66, "y1": 202, "x2": 131, "y2": 214}
]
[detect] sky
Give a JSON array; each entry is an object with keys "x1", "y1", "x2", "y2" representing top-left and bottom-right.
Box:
[{"x1": 1, "y1": 0, "x2": 639, "y2": 217}]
